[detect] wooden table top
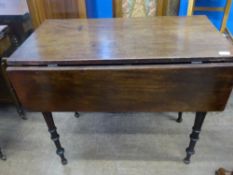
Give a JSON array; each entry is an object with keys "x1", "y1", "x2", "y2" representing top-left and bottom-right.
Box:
[
  {"x1": 0, "y1": 0, "x2": 28, "y2": 17},
  {"x1": 8, "y1": 16, "x2": 233, "y2": 66}
]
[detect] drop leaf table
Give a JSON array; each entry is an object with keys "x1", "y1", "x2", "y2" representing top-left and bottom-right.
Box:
[{"x1": 3, "y1": 16, "x2": 233, "y2": 165}]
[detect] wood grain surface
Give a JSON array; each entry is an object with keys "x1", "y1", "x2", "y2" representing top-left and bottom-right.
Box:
[
  {"x1": 7, "y1": 63, "x2": 233, "y2": 112},
  {"x1": 8, "y1": 16, "x2": 233, "y2": 66}
]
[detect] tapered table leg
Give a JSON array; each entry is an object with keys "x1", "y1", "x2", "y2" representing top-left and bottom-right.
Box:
[
  {"x1": 184, "y1": 112, "x2": 207, "y2": 164},
  {"x1": 42, "y1": 112, "x2": 67, "y2": 165},
  {"x1": 0, "y1": 147, "x2": 6, "y2": 161},
  {"x1": 176, "y1": 112, "x2": 183, "y2": 123}
]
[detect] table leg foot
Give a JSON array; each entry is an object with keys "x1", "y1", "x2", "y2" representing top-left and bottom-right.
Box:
[
  {"x1": 74, "y1": 112, "x2": 80, "y2": 118},
  {"x1": 184, "y1": 112, "x2": 206, "y2": 164},
  {"x1": 56, "y1": 147, "x2": 68, "y2": 165},
  {"x1": 183, "y1": 158, "x2": 190, "y2": 164},
  {"x1": 183, "y1": 150, "x2": 195, "y2": 164},
  {"x1": 42, "y1": 112, "x2": 67, "y2": 165},
  {"x1": 0, "y1": 148, "x2": 6, "y2": 161},
  {"x1": 17, "y1": 108, "x2": 27, "y2": 120},
  {"x1": 176, "y1": 112, "x2": 183, "y2": 123}
]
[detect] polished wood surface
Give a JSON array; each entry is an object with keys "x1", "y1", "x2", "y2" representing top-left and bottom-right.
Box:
[
  {"x1": 27, "y1": 0, "x2": 87, "y2": 28},
  {"x1": 7, "y1": 63, "x2": 233, "y2": 112},
  {"x1": 8, "y1": 16, "x2": 233, "y2": 66}
]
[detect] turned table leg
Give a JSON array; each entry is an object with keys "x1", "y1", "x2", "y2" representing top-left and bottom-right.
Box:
[
  {"x1": 0, "y1": 147, "x2": 6, "y2": 161},
  {"x1": 176, "y1": 112, "x2": 183, "y2": 123},
  {"x1": 184, "y1": 112, "x2": 206, "y2": 164},
  {"x1": 42, "y1": 112, "x2": 67, "y2": 165}
]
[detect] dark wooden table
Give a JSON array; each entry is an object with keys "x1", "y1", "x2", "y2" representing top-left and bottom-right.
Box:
[
  {"x1": 0, "y1": 0, "x2": 33, "y2": 46},
  {"x1": 4, "y1": 16, "x2": 233, "y2": 165}
]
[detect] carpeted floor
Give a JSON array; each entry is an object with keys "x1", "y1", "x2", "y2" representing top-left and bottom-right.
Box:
[{"x1": 0, "y1": 93, "x2": 233, "y2": 175}]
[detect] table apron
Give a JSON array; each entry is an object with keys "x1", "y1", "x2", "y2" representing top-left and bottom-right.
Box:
[{"x1": 6, "y1": 63, "x2": 233, "y2": 112}]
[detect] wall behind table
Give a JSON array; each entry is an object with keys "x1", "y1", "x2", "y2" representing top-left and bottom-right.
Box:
[
  {"x1": 228, "y1": 2, "x2": 233, "y2": 34},
  {"x1": 179, "y1": 0, "x2": 233, "y2": 34},
  {"x1": 86, "y1": 0, "x2": 113, "y2": 18},
  {"x1": 86, "y1": 0, "x2": 233, "y2": 34}
]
